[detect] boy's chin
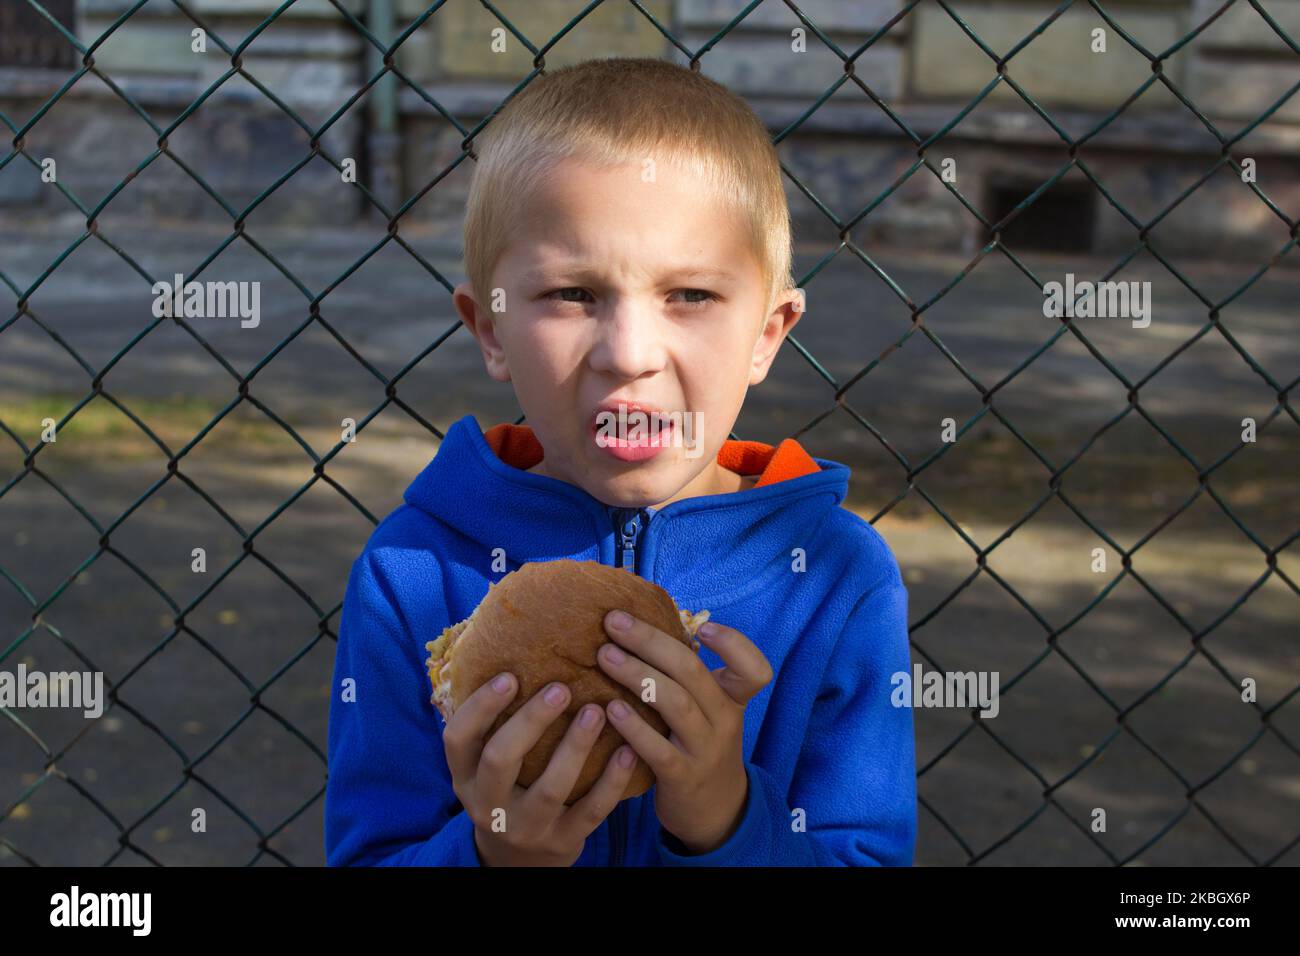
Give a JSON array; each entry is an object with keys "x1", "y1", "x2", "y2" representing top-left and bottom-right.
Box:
[
  {"x1": 585, "y1": 456, "x2": 726, "y2": 510},
  {"x1": 574, "y1": 455, "x2": 677, "y2": 504},
  {"x1": 586, "y1": 468, "x2": 680, "y2": 509}
]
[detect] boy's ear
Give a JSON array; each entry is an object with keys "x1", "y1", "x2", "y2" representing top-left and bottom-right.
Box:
[
  {"x1": 748, "y1": 287, "x2": 805, "y2": 386},
  {"x1": 453, "y1": 281, "x2": 512, "y2": 383}
]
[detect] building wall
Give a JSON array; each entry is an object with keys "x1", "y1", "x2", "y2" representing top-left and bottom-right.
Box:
[{"x1": 1, "y1": 0, "x2": 1297, "y2": 259}]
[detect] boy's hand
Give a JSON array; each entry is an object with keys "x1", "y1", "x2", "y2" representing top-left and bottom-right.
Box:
[
  {"x1": 597, "y1": 610, "x2": 773, "y2": 854},
  {"x1": 442, "y1": 675, "x2": 640, "y2": 866}
]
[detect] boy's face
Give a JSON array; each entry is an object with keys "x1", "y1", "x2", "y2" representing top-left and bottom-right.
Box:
[{"x1": 453, "y1": 155, "x2": 803, "y2": 510}]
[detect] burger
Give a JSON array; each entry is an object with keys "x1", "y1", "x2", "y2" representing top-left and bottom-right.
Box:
[{"x1": 424, "y1": 559, "x2": 711, "y2": 804}]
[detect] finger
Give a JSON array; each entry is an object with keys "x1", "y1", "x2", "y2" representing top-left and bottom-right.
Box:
[
  {"x1": 695, "y1": 621, "x2": 773, "y2": 706},
  {"x1": 603, "y1": 610, "x2": 725, "y2": 715},
  {"x1": 559, "y1": 744, "x2": 641, "y2": 840},
  {"x1": 442, "y1": 671, "x2": 519, "y2": 794},
  {"x1": 604, "y1": 696, "x2": 680, "y2": 777},
  {"x1": 597, "y1": 640, "x2": 711, "y2": 746},
  {"x1": 520, "y1": 701, "x2": 607, "y2": 815},
  {"x1": 476, "y1": 681, "x2": 572, "y2": 815}
]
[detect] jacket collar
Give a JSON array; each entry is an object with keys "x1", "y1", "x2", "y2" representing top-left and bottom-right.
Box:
[
  {"x1": 402, "y1": 414, "x2": 850, "y2": 607},
  {"x1": 481, "y1": 421, "x2": 823, "y2": 489}
]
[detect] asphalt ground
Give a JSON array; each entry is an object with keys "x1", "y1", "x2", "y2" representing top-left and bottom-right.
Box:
[{"x1": 1, "y1": 222, "x2": 1296, "y2": 865}]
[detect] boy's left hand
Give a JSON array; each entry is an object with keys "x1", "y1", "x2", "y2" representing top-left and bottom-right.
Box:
[{"x1": 597, "y1": 609, "x2": 773, "y2": 854}]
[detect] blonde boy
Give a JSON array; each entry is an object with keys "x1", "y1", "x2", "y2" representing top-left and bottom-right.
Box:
[{"x1": 326, "y1": 57, "x2": 915, "y2": 866}]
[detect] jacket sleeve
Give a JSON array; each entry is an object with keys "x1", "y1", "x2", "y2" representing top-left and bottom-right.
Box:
[
  {"x1": 654, "y1": 579, "x2": 917, "y2": 866},
  {"x1": 325, "y1": 549, "x2": 482, "y2": 866}
]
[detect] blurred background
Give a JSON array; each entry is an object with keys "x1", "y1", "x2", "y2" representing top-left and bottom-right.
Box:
[{"x1": 0, "y1": 0, "x2": 1296, "y2": 865}]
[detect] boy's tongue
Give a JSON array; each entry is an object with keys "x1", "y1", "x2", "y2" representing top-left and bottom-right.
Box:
[{"x1": 589, "y1": 410, "x2": 674, "y2": 461}]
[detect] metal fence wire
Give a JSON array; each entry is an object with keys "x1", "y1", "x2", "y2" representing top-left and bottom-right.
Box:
[{"x1": 1, "y1": 0, "x2": 1297, "y2": 866}]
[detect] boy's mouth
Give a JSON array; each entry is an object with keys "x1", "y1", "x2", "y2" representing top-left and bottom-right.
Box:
[{"x1": 589, "y1": 402, "x2": 676, "y2": 462}]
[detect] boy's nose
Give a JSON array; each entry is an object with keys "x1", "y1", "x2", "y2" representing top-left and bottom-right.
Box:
[{"x1": 588, "y1": 302, "x2": 668, "y2": 379}]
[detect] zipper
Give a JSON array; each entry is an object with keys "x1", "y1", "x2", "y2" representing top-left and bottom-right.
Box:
[
  {"x1": 607, "y1": 505, "x2": 649, "y2": 866},
  {"x1": 616, "y1": 506, "x2": 647, "y2": 575}
]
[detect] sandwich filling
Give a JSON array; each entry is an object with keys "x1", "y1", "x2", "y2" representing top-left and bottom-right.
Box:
[
  {"x1": 424, "y1": 617, "x2": 469, "y2": 719},
  {"x1": 424, "y1": 588, "x2": 711, "y2": 722},
  {"x1": 679, "y1": 608, "x2": 711, "y2": 649}
]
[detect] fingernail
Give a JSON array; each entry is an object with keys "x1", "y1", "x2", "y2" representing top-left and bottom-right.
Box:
[
  {"x1": 602, "y1": 643, "x2": 626, "y2": 664},
  {"x1": 492, "y1": 674, "x2": 512, "y2": 693},
  {"x1": 618, "y1": 747, "x2": 635, "y2": 768},
  {"x1": 579, "y1": 705, "x2": 600, "y2": 729},
  {"x1": 608, "y1": 610, "x2": 632, "y2": 630},
  {"x1": 699, "y1": 622, "x2": 718, "y2": 640},
  {"x1": 545, "y1": 684, "x2": 566, "y2": 706},
  {"x1": 609, "y1": 700, "x2": 629, "y2": 720}
]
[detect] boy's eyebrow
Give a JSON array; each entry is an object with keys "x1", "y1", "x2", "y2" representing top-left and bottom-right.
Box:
[
  {"x1": 519, "y1": 265, "x2": 738, "y2": 283},
  {"x1": 668, "y1": 267, "x2": 737, "y2": 281}
]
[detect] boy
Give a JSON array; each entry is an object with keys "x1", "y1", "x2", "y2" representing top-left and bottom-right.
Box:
[{"x1": 325, "y1": 57, "x2": 916, "y2": 866}]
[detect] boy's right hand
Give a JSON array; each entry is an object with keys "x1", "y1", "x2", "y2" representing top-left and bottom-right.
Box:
[{"x1": 442, "y1": 672, "x2": 639, "y2": 867}]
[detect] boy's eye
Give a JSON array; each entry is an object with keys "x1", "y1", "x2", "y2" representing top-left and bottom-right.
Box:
[
  {"x1": 674, "y1": 289, "x2": 717, "y2": 308},
  {"x1": 545, "y1": 287, "x2": 594, "y2": 304},
  {"x1": 541, "y1": 288, "x2": 718, "y2": 308}
]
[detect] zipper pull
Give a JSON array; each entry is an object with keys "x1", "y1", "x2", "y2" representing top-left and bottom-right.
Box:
[
  {"x1": 619, "y1": 511, "x2": 639, "y2": 574},
  {"x1": 613, "y1": 507, "x2": 651, "y2": 575}
]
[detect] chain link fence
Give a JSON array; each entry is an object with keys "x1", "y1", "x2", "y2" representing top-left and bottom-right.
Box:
[{"x1": 1, "y1": 0, "x2": 1297, "y2": 866}]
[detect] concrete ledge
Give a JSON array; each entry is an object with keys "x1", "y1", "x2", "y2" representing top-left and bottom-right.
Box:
[
  {"x1": 389, "y1": 81, "x2": 1300, "y2": 156},
  {"x1": 5, "y1": 68, "x2": 1297, "y2": 155}
]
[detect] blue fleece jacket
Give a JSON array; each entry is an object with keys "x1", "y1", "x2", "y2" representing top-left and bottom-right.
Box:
[{"x1": 325, "y1": 413, "x2": 916, "y2": 866}]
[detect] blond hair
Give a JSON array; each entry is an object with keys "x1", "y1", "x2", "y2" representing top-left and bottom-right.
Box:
[{"x1": 462, "y1": 56, "x2": 794, "y2": 316}]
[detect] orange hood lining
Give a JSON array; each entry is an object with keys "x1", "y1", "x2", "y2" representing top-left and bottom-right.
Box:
[{"x1": 482, "y1": 422, "x2": 820, "y2": 489}]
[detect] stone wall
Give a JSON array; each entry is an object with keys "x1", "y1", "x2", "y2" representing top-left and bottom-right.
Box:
[
  {"x1": 0, "y1": 0, "x2": 366, "y2": 225},
  {"x1": 2, "y1": 0, "x2": 1297, "y2": 260}
]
